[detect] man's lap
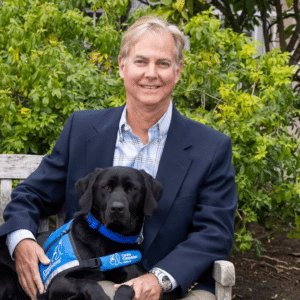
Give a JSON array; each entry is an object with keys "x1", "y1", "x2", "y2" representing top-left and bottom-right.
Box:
[{"x1": 98, "y1": 281, "x2": 216, "y2": 300}]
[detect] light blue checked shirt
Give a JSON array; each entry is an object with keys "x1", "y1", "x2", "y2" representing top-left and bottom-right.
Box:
[
  {"x1": 113, "y1": 102, "x2": 172, "y2": 177},
  {"x1": 7, "y1": 101, "x2": 178, "y2": 291}
]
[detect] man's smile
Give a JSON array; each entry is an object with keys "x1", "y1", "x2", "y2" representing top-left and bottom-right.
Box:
[{"x1": 140, "y1": 85, "x2": 161, "y2": 89}]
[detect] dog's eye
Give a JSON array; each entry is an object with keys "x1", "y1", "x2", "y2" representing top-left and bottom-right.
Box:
[
  {"x1": 103, "y1": 186, "x2": 111, "y2": 191},
  {"x1": 128, "y1": 187, "x2": 136, "y2": 191}
]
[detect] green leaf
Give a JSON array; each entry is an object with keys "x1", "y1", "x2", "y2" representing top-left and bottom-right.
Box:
[
  {"x1": 297, "y1": 154, "x2": 300, "y2": 170},
  {"x1": 175, "y1": 0, "x2": 185, "y2": 12},
  {"x1": 52, "y1": 89, "x2": 62, "y2": 99},
  {"x1": 42, "y1": 97, "x2": 49, "y2": 106}
]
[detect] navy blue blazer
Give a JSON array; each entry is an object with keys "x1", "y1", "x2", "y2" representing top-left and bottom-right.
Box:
[{"x1": 0, "y1": 105, "x2": 237, "y2": 296}]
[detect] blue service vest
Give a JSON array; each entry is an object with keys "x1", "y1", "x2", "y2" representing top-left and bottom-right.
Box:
[{"x1": 39, "y1": 219, "x2": 142, "y2": 289}]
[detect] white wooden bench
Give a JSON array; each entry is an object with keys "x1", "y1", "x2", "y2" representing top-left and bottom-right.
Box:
[{"x1": 0, "y1": 154, "x2": 235, "y2": 300}]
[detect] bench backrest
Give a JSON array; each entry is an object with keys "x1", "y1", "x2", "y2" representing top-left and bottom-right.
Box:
[{"x1": 0, "y1": 154, "x2": 65, "y2": 231}]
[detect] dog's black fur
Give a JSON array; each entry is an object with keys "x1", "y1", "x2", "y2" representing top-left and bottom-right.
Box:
[{"x1": 0, "y1": 167, "x2": 162, "y2": 300}]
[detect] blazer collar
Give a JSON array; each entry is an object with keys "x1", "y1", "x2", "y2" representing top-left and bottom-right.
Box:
[
  {"x1": 142, "y1": 105, "x2": 193, "y2": 253},
  {"x1": 86, "y1": 105, "x2": 124, "y2": 174}
]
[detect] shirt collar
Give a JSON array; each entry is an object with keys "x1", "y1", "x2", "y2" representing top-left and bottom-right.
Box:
[{"x1": 118, "y1": 102, "x2": 173, "y2": 140}]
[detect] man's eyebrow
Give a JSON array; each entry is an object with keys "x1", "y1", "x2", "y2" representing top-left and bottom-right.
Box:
[
  {"x1": 133, "y1": 55, "x2": 148, "y2": 60},
  {"x1": 133, "y1": 55, "x2": 172, "y2": 63},
  {"x1": 156, "y1": 58, "x2": 172, "y2": 63}
]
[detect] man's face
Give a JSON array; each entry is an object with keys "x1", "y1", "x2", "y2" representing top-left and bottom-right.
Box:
[{"x1": 118, "y1": 31, "x2": 183, "y2": 110}]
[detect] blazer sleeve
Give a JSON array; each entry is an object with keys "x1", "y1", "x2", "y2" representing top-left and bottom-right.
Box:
[
  {"x1": 0, "y1": 113, "x2": 75, "y2": 237},
  {"x1": 153, "y1": 137, "x2": 237, "y2": 295}
]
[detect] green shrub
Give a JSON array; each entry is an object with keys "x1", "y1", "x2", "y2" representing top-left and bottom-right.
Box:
[
  {"x1": 0, "y1": 0, "x2": 125, "y2": 154},
  {"x1": 0, "y1": 0, "x2": 299, "y2": 254},
  {"x1": 176, "y1": 11, "x2": 300, "y2": 255}
]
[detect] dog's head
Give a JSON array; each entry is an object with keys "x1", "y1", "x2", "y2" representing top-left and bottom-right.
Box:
[{"x1": 75, "y1": 167, "x2": 162, "y2": 236}]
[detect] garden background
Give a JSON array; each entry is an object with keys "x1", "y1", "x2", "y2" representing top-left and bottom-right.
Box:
[{"x1": 0, "y1": 0, "x2": 300, "y2": 298}]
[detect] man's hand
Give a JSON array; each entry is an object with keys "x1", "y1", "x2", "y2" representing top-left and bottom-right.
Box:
[
  {"x1": 114, "y1": 273, "x2": 162, "y2": 300},
  {"x1": 14, "y1": 239, "x2": 50, "y2": 300}
]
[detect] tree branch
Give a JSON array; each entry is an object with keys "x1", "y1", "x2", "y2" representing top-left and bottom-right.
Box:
[
  {"x1": 289, "y1": 41, "x2": 300, "y2": 66},
  {"x1": 287, "y1": 0, "x2": 300, "y2": 52},
  {"x1": 274, "y1": 0, "x2": 286, "y2": 51},
  {"x1": 261, "y1": 8, "x2": 270, "y2": 52},
  {"x1": 210, "y1": 0, "x2": 242, "y2": 33},
  {"x1": 237, "y1": 5, "x2": 248, "y2": 31}
]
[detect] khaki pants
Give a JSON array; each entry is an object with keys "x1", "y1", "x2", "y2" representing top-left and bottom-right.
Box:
[{"x1": 99, "y1": 281, "x2": 216, "y2": 300}]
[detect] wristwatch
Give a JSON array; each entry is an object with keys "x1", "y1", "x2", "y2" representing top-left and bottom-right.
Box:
[{"x1": 149, "y1": 268, "x2": 173, "y2": 293}]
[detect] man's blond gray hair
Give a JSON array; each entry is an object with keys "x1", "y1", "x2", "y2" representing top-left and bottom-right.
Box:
[{"x1": 119, "y1": 15, "x2": 185, "y2": 69}]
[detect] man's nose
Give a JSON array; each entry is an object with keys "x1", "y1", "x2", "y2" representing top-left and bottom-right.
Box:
[{"x1": 145, "y1": 63, "x2": 158, "y2": 77}]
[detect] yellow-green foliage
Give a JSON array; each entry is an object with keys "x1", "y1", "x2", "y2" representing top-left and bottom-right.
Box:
[
  {"x1": 0, "y1": 0, "x2": 299, "y2": 254},
  {"x1": 174, "y1": 10, "x2": 300, "y2": 254}
]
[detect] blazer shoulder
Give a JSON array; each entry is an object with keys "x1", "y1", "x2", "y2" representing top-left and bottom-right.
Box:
[
  {"x1": 69, "y1": 106, "x2": 123, "y2": 128},
  {"x1": 72, "y1": 107, "x2": 121, "y2": 120},
  {"x1": 180, "y1": 113, "x2": 231, "y2": 144}
]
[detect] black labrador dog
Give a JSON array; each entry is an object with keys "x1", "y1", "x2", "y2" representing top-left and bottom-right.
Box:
[{"x1": 0, "y1": 166, "x2": 162, "y2": 300}]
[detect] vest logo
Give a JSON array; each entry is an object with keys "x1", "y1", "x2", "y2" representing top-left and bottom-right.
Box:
[
  {"x1": 43, "y1": 240, "x2": 63, "y2": 279},
  {"x1": 52, "y1": 239, "x2": 63, "y2": 261},
  {"x1": 110, "y1": 253, "x2": 121, "y2": 266}
]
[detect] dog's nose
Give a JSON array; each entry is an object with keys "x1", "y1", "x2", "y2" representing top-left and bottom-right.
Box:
[{"x1": 110, "y1": 201, "x2": 125, "y2": 213}]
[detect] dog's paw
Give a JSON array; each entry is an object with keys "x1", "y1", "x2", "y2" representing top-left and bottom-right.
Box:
[{"x1": 114, "y1": 285, "x2": 135, "y2": 300}]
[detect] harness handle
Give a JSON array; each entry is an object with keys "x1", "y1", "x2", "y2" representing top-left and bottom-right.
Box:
[{"x1": 81, "y1": 258, "x2": 102, "y2": 268}]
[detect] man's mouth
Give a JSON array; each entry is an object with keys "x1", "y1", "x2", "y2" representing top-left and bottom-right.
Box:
[{"x1": 140, "y1": 85, "x2": 161, "y2": 89}]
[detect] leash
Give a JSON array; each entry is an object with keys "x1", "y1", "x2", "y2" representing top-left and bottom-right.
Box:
[{"x1": 39, "y1": 214, "x2": 143, "y2": 290}]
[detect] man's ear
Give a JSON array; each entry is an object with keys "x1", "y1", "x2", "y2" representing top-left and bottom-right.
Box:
[
  {"x1": 140, "y1": 170, "x2": 163, "y2": 217},
  {"x1": 118, "y1": 55, "x2": 125, "y2": 79},
  {"x1": 75, "y1": 168, "x2": 103, "y2": 215}
]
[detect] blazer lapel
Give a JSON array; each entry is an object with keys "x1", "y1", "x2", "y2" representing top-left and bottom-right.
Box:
[
  {"x1": 142, "y1": 106, "x2": 192, "y2": 253},
  {"x1": 86, "y1": 106, "x2": 124, "y2": 174}
]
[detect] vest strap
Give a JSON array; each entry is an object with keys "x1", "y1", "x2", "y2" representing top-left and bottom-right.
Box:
[{"x1": 80, "y1": 250, "x2": 142, "y2": 272}]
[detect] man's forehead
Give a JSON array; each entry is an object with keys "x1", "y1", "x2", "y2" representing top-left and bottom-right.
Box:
[{"x1": 127, "y1": 31, "x2": 175, "y2": 59}]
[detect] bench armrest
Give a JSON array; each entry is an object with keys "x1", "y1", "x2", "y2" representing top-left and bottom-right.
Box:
[{"x1": 213, "y1": 260, "x2": 235, "y2": 300}]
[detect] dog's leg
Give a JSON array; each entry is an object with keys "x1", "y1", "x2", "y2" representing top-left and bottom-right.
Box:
[
  {"x1": 114, "y1": 285, "x2": 135, "y2": 300},
  {"x1": 47, "y1": 276, "x2": 111, "y2": 300},
  {"x1": 0, "y1": 237, "x2": 30, "y2": 300}
]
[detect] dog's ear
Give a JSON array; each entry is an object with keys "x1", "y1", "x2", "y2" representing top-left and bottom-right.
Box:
[
  {"x1": 75, "y1": 168, "x2": 103, "y2": 214},
  {"x1": 140, "y1": 170, "x2": 163, "y2": 217}
]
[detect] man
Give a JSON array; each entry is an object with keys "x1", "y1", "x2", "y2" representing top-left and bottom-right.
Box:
[{"x1": 0, "y1": 15, "x2": 237, "y2": 300}]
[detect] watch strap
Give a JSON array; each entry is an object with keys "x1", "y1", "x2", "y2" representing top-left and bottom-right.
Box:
[{"x1": 149, "y1": 268, "x2": 173, "y2": 293}]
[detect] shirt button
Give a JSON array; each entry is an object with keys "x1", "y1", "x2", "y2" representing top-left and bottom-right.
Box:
[{"x1": 124, "y1": 124, "x2": 130, "y2": 131}]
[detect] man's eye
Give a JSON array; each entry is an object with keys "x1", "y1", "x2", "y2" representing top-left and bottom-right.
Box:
[
  {"x1": 103, "y1": 186, "x2": 111, "y2": 191},
  {"x1": 160, "y1": 62, "x2": 169, "y2": 66},
  {"x1": 136, "y1": 60, "x2": 145, "y2": 64}
]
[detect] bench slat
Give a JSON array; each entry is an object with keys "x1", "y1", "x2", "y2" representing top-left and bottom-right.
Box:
[
  {"x1": 0, "y1": 154, "x2": 44, "y2": 179},
  {"x1": 39, "y1": 218, "x2": 50, "y2": 232},
  {"x1": 0, "y1": 179, "x2": 12, "y2": 224},
  {"x1": 56, "y1": 202, "x2": 67, "y2": 228}
]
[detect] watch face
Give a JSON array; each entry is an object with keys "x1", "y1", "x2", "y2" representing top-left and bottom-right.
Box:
[{"x1": 161, "y1": 275, "x2": 172, "y2": 291}]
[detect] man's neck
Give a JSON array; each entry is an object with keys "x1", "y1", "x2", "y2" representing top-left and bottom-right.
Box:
[{"x1": 126, "y1": 100, "x2": 170, "y2": 145}]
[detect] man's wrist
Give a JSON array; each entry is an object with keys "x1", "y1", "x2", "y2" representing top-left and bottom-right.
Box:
[
  {"x1": 149, "y1": 268, "x2": 175, "y2": 293},
  {"x1": 6, "y1": 229, "x2": 36, "y2": 260}
]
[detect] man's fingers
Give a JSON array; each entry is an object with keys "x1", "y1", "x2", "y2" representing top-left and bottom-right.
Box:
[
  {"x1": 17, "y1": 266, "x2": 38, "y2": 300},
  {"x1": 115, "y1": 274, "x2": 161, "y2": 300},
  {"x1": 33, "y1": 243, "x2": 49, "y2": 295},
  {"x1": 15, "y1": 239, "x2": 49, "y2": 299},
  {"x1": 114, "y1": 281, "x2": 134, "y2": 289},
  {"x1": 36, "y1": 244, "x2": 51, "y2": 265}
]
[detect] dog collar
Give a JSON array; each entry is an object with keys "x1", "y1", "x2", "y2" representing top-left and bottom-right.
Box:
[{"x1": 87, "y1": 213, "x2": 143, "y2": 244}]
